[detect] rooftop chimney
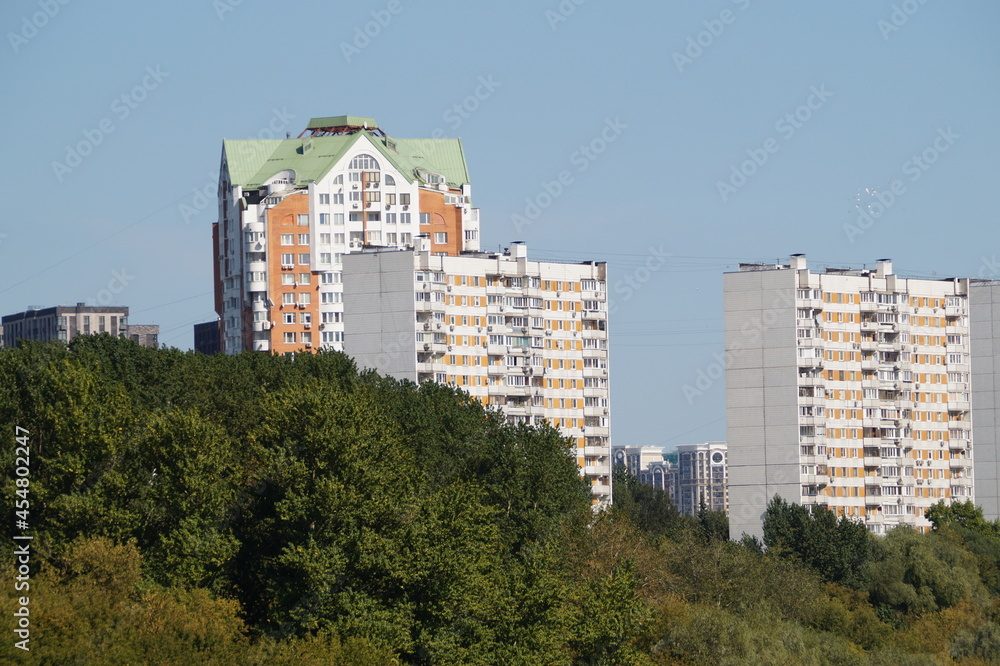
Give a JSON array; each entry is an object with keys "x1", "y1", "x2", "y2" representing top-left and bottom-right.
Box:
[
  {"x1": 789, "y1": 254, "x2": 807, "y2": 270},
  {"x1": 875, "y1": 258, "x2": 892, "y2": 278},
  {"x1": 509, "y1": 241, "x2": 527, "y2": 260}
]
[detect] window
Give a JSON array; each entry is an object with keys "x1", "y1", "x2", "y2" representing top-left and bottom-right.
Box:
[
  {"x1": 248, "y1": 271, "x2": 266, "y2": 282},
  {"x1": 320, "y1": 272, "x2": 342, "y2": 285},
  {"x1": 284, "y1": 332, "x2": 296, "y2": 344},
  {"x1": 319, "y1": 233, "x2": 331, "y2": 245},
  {"x1": 280, "y1": 234, "x2": 294, "y2": 245},
  {"x1": 465, "y1": 229, "x2": 478, "y2": 241},
  {"x1": 298, "y1": 253, "x2": 310, "y2": 265},
  {"x1": 386, "y1": 233, "x2": 397, "y2": 244},
  {"x1": 332, "y1": 193, "x2": 344, "y2": 204},
  {"x1": 384, "y1": 174, "x2": 395, "y2": 186},
  {"x1": 420, "y1": 212, "x2": 431, "y2": 225},
  {"x1": 400, "y1": 193, "x2": 411, "y2": 206},
  {"x1": 298, "y1": 293, "x2": 311, "y2": 305},
  {"x1": 333, "y1": 213, "x2": 344, "y2": 225},
  {"x1": 322, "y1": 292, "x2": 342, "y2": 304},
  {"x1": 319, "y1": 253, "x2": 331, "y2": 264},
  {"x1": 364, "y1": 171, "x2": 380, "y2": 183},
  {"x1": 282, "y1": 274, "x2": 295, "y2": 285},
  {"x1": 321, "y1": 312, "x2": 342, "y2": 323},
  {"x1": 367, "y1": 212, "x2": 380, "y2": 222},
  {"x1": 298, "y1": 234, "x2": 309, "y2": 245},
  {"x1": 364, "y1": 191, "x2": 381, "y2": 203},
  {"x1": 319, "y1": 213, "x2": 330, "y2": 225},
  {"x1": 333, "y1": 175, "x2": 343, "y2": 185},
  {"x1": 400, "y1": 233, "x2": 411, "y2": 245},
  {"x1": 385, "y1": 193, "x2": 396, "y2": 206},
  {"x1": 366, "y1": 231, "x2": 381, "y2": 244},
  {"x1": 434, "y1": 232, "x2": 448, "y2": 244},
  {"x1": 349, "y1": 213, "x2": 362, "y2": 223},
  {"x1": 297, "y1": 214, "x2": 309, "y2": 226},
  {"x1": 283, "y1": 313, "x2": 295, "y2": 324},
  {"x1": 319, "y1": 194, "x2": 330, "y2": 205},
  {"x1": 282, "y1": 293, "x2": 295, "y2": 305},
  {"x1": 386, "y1": 213, "x2": 396, "y2": 224},
  {"x1": 400, "y1": 213, "x2": 411, "y2": 224},
  {"x1": 349, "y1": 191, "x2": 361, "y2": 202},
  {"x1": 298, "y1": 273, "x2": 311, "y2": 285},
  {"x1": 349, "y1": 154, "x2": 380, "y2": 170},
  {"x1": 349, "y1": 171, "x2": 362, "y2": 182},
  {"x1": 281, "y1": 253, "x2": 294, "y2": 266},
  {"x1": 334, "y1": 233, "x2": 345, "y2": 244}
]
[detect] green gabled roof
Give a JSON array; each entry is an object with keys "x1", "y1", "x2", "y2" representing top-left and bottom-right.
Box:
[
  {"x1": 390, "y1": 137, "x2": 470, "y2": 188},
  {"x1": 222, "y1": 130, "x2": 471, "y2": 190},
  {"x1": 306, "y1": 115, "x2": 378, "y2": 130}
]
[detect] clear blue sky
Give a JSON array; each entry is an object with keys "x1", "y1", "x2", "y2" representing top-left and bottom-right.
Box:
[{"x1": 2, "y1": 0, "x2": 997, "y2": 449}]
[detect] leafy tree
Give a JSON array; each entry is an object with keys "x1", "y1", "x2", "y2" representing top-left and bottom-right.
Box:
[
  {"x1": 763, "y1": 495, "x2": 873, "y2": 589},
  {"x1": 867, "y1": 528, "x2": 985, "y2": 617},
  {"x1": 611, "y1": 465, "x2": 688, "y2": 538}
]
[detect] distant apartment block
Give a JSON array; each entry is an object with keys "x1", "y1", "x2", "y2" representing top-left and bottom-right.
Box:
[
  {"x1": 1, "y1": 303, "x2": 161, "y2": 348},
  {"x1": 614, "y1": 443, "x2": 729, "y2": 516},
  {"x1": 127, "y1": 324, "x2": 159, "y2": 349},
  {"x1": 614, "y1": 445, "x2": 677, "y2": 505},
  {"x1": 214, "y1": 115, "x2": 481, "y2": 355},
  {"x1": 194, "y1": 320, "x2": 222, "y2": 354},
  {"x1": 675, "y1": 442, "x2": 729, "y2": 516},
  {"x1": 2, "y1": 304, "x2": 128, "y2": 346},
  {"x1": 342, "y1": 240, "x2": 611, "y2": 505},
  {"x1": 726, "y1": 256, "x2": 973, "y2": 539}
]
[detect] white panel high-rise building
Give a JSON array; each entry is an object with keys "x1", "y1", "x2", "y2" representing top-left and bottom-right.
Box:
[
  {"x1": 725, "y1": 255, "x2": 973, "y2": 539},
  {"x1": 342, "y1": 240, "x2": 612, "y2": 505}
]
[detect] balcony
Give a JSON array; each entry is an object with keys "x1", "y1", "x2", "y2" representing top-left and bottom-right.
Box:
[
  {"x1": 797, "y1": 357, "x2": 823, "y2": 369},
  {"x1": 487, "y1": 364, "x2": 506, "y2": 376},
  {"x1": 583, "y1": 406, "x2": 609, "y2": 418},
  {"x1": 949, "y1": 439, "x2": 970, "y2": 451},
  {"x1": 860, "y1": 358, "x2": 878, "y2": 371},
  {"x1": 859, "y1": 339, "x2": 878, "y2": 352},
  {"x1": 945, "y1": 305, "x2": 966, "y2": 317},
  {"x1": 583, "y1": 366, "x2": 608, "y2": 378},
  {"x1": 581, "y1": 310, "x2": 607, "y2": 321},
  {"x1": 415, "y1": 300, "x2": 446, "y2": 313},
  {"x1": 949, "y1": 400, "x2": 971, "y2": 413},
  {"x1": 421, "y1": 342, "x2": 448, "y2": 354},
  {"x1": 797, "y1": 375, "x2": 824, "y2": 388}
]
